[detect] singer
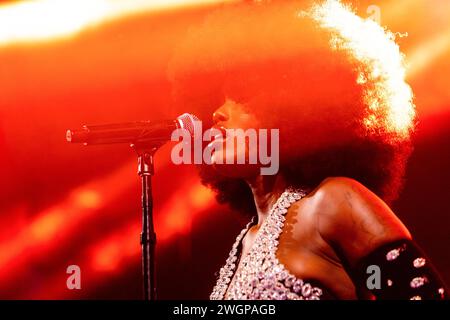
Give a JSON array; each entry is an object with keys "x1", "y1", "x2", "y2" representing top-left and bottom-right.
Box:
[{"x1": 169, "y1": 0, "x2": 448, "y2": 300}]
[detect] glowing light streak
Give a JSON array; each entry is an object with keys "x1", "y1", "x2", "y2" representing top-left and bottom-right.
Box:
[{"x1": 0, "y1": 0, "x2": 236, "y2": 46}]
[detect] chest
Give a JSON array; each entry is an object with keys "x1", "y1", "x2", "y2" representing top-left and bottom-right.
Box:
[
  {"x1": 229, "y1": 210, "x2": 323, "y2": 288},
  {"x1": 222, "y1": 206, "x2": 325, "y2": 300},
  {"x1": 221, "y1": 206, "x2": 359, "y2": 300}
]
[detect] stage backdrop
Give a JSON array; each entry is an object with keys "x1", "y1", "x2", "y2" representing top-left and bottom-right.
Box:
[{"x1": 0, "y1": 0, "x2": 449, "y2": 299}]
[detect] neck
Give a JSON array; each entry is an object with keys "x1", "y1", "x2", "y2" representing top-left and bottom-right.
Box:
[{"x1": 246, "y1": 174, "x2": 287, "y2": 227}]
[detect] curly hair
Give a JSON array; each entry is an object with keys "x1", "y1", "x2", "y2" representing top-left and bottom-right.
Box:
[{"x1": 168, "y1": 0, "x2": 416, "y2": 216}]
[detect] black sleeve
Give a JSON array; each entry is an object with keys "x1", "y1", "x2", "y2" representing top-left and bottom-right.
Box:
[{"x1": 354, "y1": 239, "x2": 448, "y2": 300}]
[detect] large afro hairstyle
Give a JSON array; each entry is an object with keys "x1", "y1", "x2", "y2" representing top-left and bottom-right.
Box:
[{"x1": 168, "y1": 0, "x2": 416, "y2": 217}]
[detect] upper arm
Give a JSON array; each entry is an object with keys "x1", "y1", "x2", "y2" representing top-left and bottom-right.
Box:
[{"x1": 314, "y1": 177, "x2": 412, "y2": 268}]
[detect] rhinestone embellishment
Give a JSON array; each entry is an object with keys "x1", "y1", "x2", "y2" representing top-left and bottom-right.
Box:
[
  {"x1": 410, "y1": 276, "x2": 428, "y2": 289},
  {"x1": 210, "y1": 188, "x2": 323, "y2": 300},
  {"x1": 413, "y1": 257, "x2": 426, "y2": 268},
  {"x1": 386, "y1": 245, "x2": 406, "y2": 261}
]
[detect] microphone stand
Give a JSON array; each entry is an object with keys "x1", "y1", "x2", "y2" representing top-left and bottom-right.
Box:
[
  {"x1": 132, "y1": 143, "x2": 159, "y2": 301},
  {"x1": 67, "y1": 115, "x2": 198, "y2": 300}
]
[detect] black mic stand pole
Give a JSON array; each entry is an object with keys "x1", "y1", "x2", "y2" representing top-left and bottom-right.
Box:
[{"x1": 132, "y1": 143, "x2": 158, "y2": 301}]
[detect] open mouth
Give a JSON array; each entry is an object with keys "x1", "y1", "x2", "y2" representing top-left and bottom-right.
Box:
[{"x1": 209, "y1": 125, "x2": 229, "y2": 143}]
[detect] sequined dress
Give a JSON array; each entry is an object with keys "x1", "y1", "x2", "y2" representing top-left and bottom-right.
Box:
[{"x1": 210, "y1": 188, "x2": 324, "y2": 300}]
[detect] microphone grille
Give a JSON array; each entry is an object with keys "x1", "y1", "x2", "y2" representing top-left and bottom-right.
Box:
[{"x1": 177, "y1": 113, "x2": 200, "y2": 136}]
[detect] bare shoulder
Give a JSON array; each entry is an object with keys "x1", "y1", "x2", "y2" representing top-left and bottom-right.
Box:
[{"x1": 306, "y1": 177, "x2": 411, "y2": 265}]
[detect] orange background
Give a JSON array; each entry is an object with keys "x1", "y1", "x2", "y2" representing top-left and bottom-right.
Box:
[{"x1": 0, "y1": 0, "x2": 449, "y2": 299}]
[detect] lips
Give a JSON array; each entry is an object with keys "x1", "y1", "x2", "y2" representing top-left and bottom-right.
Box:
[
  {"x1": 209, "y1": 125, "x2": 226, "y2": 141},
  {"x1": 206, "y1": 126, "x2": 227, "y2": 153}
]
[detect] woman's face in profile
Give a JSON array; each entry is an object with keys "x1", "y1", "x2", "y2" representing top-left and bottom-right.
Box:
[{"x1": 208, "y1": 98, "x2": 263, "y2": 179}]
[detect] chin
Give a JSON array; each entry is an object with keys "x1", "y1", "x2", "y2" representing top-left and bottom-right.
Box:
[{"x1": 210, "y1": 162, "x2": 260, "y2": 179}]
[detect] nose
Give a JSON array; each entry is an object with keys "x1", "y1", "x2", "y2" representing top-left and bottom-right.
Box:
[{"x1": 212, "y1": 107, "x2": 229, "y2": 125}]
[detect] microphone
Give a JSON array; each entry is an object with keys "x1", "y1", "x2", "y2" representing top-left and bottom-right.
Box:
[{"x1": 66, "y1": 113, "x2": 200, "y2": 145}]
